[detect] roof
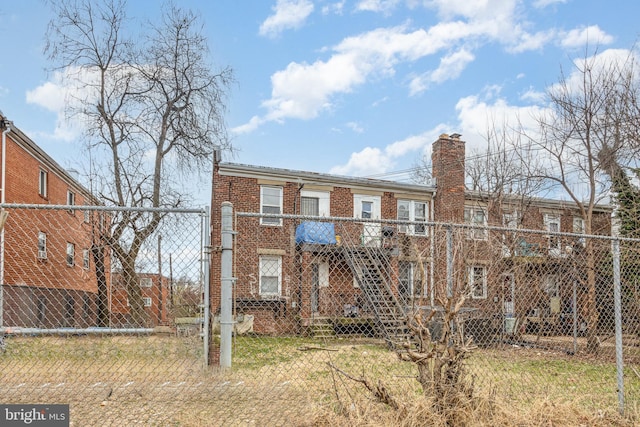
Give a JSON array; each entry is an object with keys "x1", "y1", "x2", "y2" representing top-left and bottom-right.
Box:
[
  {"x1": 217, "y1": 162, "x2": 437, "y2": 195},
  {"x1": 218, "y1": 162, "x2": 613, "y2": 213}
]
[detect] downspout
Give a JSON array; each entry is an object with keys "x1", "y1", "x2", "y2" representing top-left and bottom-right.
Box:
[
  {"x1": 429, "y1": 191, "x2": 435, "y2": 307},
  {"x1": 1, "y1": 120, "x2": 10, "y2": 328}
]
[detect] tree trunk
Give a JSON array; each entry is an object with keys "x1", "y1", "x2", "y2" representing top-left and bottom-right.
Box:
[
  {"x1": 122, "y1": 258, "x2": 148, "y2": 327},
  {"x1": 92, "y1": 244, "x2": 109, "y2": 328}
]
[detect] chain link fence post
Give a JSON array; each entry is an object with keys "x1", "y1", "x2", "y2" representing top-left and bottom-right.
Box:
[
  {"x1": 219, "y1": 202, "x2": 234, "y2": 368},
  {"x1": 613, "y1": 238, "x2": 625, "y2": 415}
]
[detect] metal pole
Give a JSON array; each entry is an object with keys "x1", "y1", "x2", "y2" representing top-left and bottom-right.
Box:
[
  {"x1": 612, "y1": 239, "x2": 624, "y2": 415},
  {"x1": 446, "y1": 226, "x2": 453, "y2": 298},
  {"x1": 202, "y1": 207, "x2": 211, "y2": 367},
  {"x1": 220, "y1": 202, "x2": 234, "y2": 368},
  {"x1": 572, "y1": 279, "x2": 578, "y2": 355}
]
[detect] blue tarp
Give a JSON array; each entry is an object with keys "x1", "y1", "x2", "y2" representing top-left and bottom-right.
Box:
[{"x1": 295, "y1": 221, "x2": 337, "y2": 245}]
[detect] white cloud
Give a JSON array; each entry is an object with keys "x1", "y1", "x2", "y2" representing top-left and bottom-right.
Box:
[
  {"x1": 25, "y1": 68, "x2": 98, "y2": 141},
  {"x1": 26, "y1": 81, "x2": 66, "y2": 113},
  {"x1": 409, "y1": 48, "x2": 475, "y2": 95},
  {"x1": 520, "y1": 87, "x2": 545, "y2": 104},
  {"x1": 231, "y1": 115, "x2": 266, "y2": 135},
  {"x1": 346, "y1": 122, "x2": 364, "y2": 133},
  {"x1": 507, "y1": 29, "x2": 556, "y2": 53},
  {"x1": 533, "y1": 0, "x2": 568, "y2": 8},
  {"x1": 560, "y1": 25, "x2": 614, "y2": 49},
  {"x1": 330, "y1": 146, "x2": 388, "y2": 176},
  {"x1": 322, "y1": 1, "x2": 346, "y2": 15},
  {"x1": 238, "y1": 0, "x2": 561, "y2": 133},
  {"x1": 355, "y1": 0, "x2": 401, "y2": 14},
  {"x1": 259, "y1": 0, "x2": 314, "y2": 38},
  {"x1": 329, "y1": 130, "x2": 441, "y2": 176}
]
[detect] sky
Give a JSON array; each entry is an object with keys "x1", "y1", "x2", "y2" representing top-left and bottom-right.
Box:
[{"x1": 1, "y1": 0, "x2": 639, "y2": 206}]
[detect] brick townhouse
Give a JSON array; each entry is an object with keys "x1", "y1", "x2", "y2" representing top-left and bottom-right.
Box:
[
  {"x1": 210, "y1": 134, "x2": 612, "y2": 343},
  {"x1": 0, "y1": 113, "x2": 109, "y2": 329},
  {"x1": 110, "y1": 273, "x2": 170, "y2": 327}
]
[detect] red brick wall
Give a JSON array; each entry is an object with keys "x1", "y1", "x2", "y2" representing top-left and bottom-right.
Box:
[{"x1": 1, "y1": 132, "x2": 104, "y2": 328}]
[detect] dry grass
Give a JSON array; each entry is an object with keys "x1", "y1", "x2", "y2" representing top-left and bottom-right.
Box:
[{"x1": 0, "y1": 334, "x2": 638, "y2": 426}]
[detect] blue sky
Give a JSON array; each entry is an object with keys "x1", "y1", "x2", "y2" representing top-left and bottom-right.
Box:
[{"x1": 1, "y1": 0, "x2": 639, "y2": 201}]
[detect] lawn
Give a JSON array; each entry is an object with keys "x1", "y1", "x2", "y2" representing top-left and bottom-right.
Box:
[{"x1": 0, "y1": 333, "x2": 638, "y2": 426}]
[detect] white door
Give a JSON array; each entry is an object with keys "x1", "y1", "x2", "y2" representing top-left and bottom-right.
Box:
[{"x1": 354, "y1": 194, "x2": 381, "y2": 246}]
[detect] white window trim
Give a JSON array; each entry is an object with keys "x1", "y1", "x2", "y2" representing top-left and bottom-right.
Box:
[
  {"x1": 397, "y1": 200, "x2": 428, "y2": 235},
  {"x1": 67, "y1": 190, "x2": 76, "y2": 213},
  {"x1": 467, "y1": 265, "x2": 487, "y2": 299},
  {"x1": 143, "y1": 297, "x2": 152, "y2": 307},
  {"x1": 464, "y1": 206, "x2": 488, "y2": 240},
  {"x1": 300, "y1": 189, "x2": 330, "y2": 217},
  {"x1": 140, "y1": 277, "x2": 153, "y2": 288},
  {"x1": 573, "y1": 217, "x2": 586, "y2": 246},
  {"x1": 39, "y1": 170, "x2": 48, "y2": 198},
  {"x1": 83, "y1": 249, "x2": 90, "y2": 269},
  {"x1": 260, "y1": 186, "x2": 283, "y2": 226},
  {"x1": 259, "y1": 255, "x2": 282, "y2": 297},
  {"x1": 66, "y1": 243, "x2": 75, "y2": 267},
  {"x1": 38, "y1": 231, "x2": 47, "y2": 260},
  {"x1": 544, "y1": 213, "x2": 562, "y2": 255}
]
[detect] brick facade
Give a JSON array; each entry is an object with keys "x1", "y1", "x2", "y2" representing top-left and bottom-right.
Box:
[
  {"x1": 1, "y1": 116, "x2": 108, "y2": 328},
  {"x1": 209, "y1": 134, "x2": 613, "y2": 335}
]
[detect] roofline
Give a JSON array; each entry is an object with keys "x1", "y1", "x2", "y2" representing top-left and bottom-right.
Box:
[
  {"x1": 464, "y1": 189, "x2": 613, "y2": 213},
  {"x1": 3, "y1": 118, "x2": 96, "y2": 200},
  {"x1": 219, "y1": 162, "x2": 613, "y2": 213},
  {"x1": 217, "y1": 162, "x2": 436, "y2": 194}
]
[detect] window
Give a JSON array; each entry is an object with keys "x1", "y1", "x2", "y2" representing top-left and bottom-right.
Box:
[
  {"x1": 573, "y1": 217, "x2": 586, "y2": 246},
  {"x1": 39, "y1": 169, "x2": 48, "y2": 197},
  {"x1": 140, "y1": 277, "x2": 153, "y2": 288},
  {"x1": 67, "y1": 190, "x2": 76, "y2": 213},
  {"x1": 84, "y1": 210, "x2": 91, "y2": 223},
  {"x1": 83, "y1": 249, "x2": 90, "y2": 269},
  {"x1": 397, "y1": 200, "x2": 428, "y2": 235},
  {"x1": 301, "y1": 196, "x2": 319, "y2": 216},
  {"x1": 544, "y1": 214, "x2": 561, "y2": 254},
  {"x1": 259, "y1": 255, "x2": 282, "y2": 296},
  {"x1": 464, "y1": 206, "x2": 487, "y2": 239},
  {"x1": 66, "y1": 243, "x2": 75, "y2": 266},
  {"x1": 260, "y1": 186, "x2": 283, "y2": 226},
  {"x1": 398, "y1": 261, "x2": 428, "y2": 298},
  {"x1": 503, "y1": 211, "x2": 519, "y2": 229},
  {"x1": 467, "y1": 265, "x2": 487, "y2": 299},
  {"x1": 300, "y1": 190, "x2": 330, "y2": 216},
  {"x1": 143, "y1": 297, "x2": 152, "y2": 307},
  {"x1": 37, "y1": 232, "x2": 47, "y2": 259},
  {"x1": 361, "y1": 201, "x2": 372, "y2": 219}
]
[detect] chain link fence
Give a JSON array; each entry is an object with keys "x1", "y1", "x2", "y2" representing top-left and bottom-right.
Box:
[
  {"x1": 2, "y1": 203, "x2": 638, "y2": 425},
  {"x1": 211, "y1": 210, "x2": 640, "y2": 425},
  {"x1": 0, "y1": 204, "x2": 211, "y2": 426}
]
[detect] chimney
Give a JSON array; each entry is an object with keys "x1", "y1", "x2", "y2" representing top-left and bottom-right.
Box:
[{"x1": 432, "y1": 133, "x2": 465, "y2": 223}]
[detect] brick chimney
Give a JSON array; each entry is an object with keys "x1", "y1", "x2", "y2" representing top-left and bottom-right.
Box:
[{"x1": 432, "y1": 133, "x2": 465, "y2": 223}]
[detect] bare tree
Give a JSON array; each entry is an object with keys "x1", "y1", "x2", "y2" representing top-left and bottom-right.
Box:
[
  {"x1": 514, "y1": 48, "x2": 640, "y2": 352},
  {"x1": 45, "y1": 0, "x2": 233, "y2": 326}
]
